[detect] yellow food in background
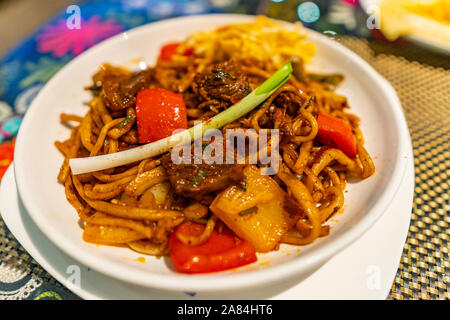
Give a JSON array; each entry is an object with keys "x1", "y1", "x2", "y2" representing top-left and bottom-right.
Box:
[
  {"x1": 176, "y1": 16, "x2": 316, "y2": 67},
  {"x1": 404, "y1": 0, "x2": 450, "y2": 24},
  {"x1": 379, "y1": 0, "x2": 450, "y2": 48}
]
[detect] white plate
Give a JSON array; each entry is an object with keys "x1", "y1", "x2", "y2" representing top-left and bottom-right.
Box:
[
  {"x1": 0, "y1": 157, "x2": 413, "y2": 299},
  {"x1": 13, "y1": 14, "x2": 411, "y2": 292},
  {"x1": 360, "y1": 0, "x2": 450, "y2": 54}
]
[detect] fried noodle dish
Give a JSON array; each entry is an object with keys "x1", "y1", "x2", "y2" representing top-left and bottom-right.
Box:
[{"x1": 56, "y1": 17, "x2": 375, "y2": 273}]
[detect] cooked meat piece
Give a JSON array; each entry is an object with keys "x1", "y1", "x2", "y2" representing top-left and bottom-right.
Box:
[
  {"x1": 161, "y1": 152, "x2": 244, "y2": 200},
  {"x1": 193, "y1": 61, "x2": 251, "y2": 109},
  {"x1": 100, "y1": 68, "x2": 153, "y2": 111}
]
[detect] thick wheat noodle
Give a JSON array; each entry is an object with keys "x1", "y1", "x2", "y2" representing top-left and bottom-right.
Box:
[
  {"x1": 92, "y1": 165, "x2": 139, "y2": 183},
  {"x1": 248, "y1": 85, "x2": 299, "y2": 130},
  {"x1": 356, "y1": 143, "x2": 375, "y2": 178},
  {"x1": 249, "y1": 102, "x2": 270, "y2": 130},
  {"x1": 197, "y1": 100, "x2": 219, "y2": 110},
  {"x1": 57, "y1": 127, "x2": 81, "y2": 183},
  {"x1": 234, "y1": 128, "x2": 279, "y2": 165},
  {"x1": 339, "y1": 172, "x2": 347, "y2": 189},
  {"x1": 304, "y1": 166, "x2": 325, "y2": 194},
  {"x1": 83, "y1": 223, "x2": 146, "y2": 244},
  {"x1": 92, "y1": 168, "x2": 137, "y2": 183},
  {"x1": 137, "y1": 159, "x2": 150, "y2": 174},
  {"x1": 54, "y1": 141, "x2": 70, "y2": 157},
  {"x1": 108, "y1": 107, "x2": 136, "y2": 139},
  {"x1": 89, "y1": 97, "x2": 104, "y2": 124},
  {"x1": 56, "y1": 45, "x2": 376, "y2": 254},
  {"x1": 293, "y1": 140, "x2": 312, "y2": 174},
  {"x1": 90, "y1": 105, "x2": 104, "y2": 130},
  {"x1": 87, "y1": 212, "x2": 154, "y2": 238},
  {"x1": 60, "y1": 113, "x2": 83, "y2": 123},
  {"x1": 79, "y1": 112, "x2": 95, "y2": 152},
  {"x1": 127, "y1": 239, "x2": 168, "y2": 256},
  {"x1": 241, "y1": 66, "x2": 272, "y2": 79},
  {"x1": 311, "y1": 148, "x2": 360, "y2": 177},
  {"x1": 282, "y1": 143, "x2": 298, "y2": 170},
  {"x1": 92, "y1": 159, "x2": 155, "y2": 182},
  {"x1": 108, "y1": 138, "x2": 119, "y2": 154},
  {"x1": 89, "y1": 118, "x2": 125, "y2": 156},
  {"x1": 64, "y1": 175, "x2": 90, "y2": 221},
  {"x1": 92, "y1": 96, "x2": 112, "y2": 124},
  {"x1": 332, "y1": 113, "x2": 374, "y2": 178},
  {"x1": 183, "y1": 202, "x2": 209, "y2": 220},
  {"x1": 289, "y1": 110, "x2": 318, "y2": 143},
  {"x1": 125, "y1": 166, "x2": 168, "y2": 197},
  {"x1": 319, "y1": 186, "x2": 344, "y2": 222},
  {"x1": 138, "y1": 188, "x2": 157, "y2": 208},
  {"x1": 277, "y1": 165, "x2": 321, "y2": 245},
  {"x1": 120, "y1": 129, "x2": 139, "y2": 145},
  {"x1": 85, "y1": 192, "x2": 181, "y2": 220},
  {"x1": 58, "y1": 123, "x2": 78, "y2": 151},
  {"x1": 252, "y1": 136, "x2": 277, "y2": 165},
  {"x1": 186, "y1": 108, "x2": 203, "y2": 118},
  {"x1": 84, "y1": 183, "x2": 126, "y2": 200},
  {"x1": 92, "y1": 174, "x2": 135, "y2": 193}
]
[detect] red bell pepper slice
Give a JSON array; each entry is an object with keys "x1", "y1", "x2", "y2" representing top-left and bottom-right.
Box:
[
  {"x1": 159, "y1": 42, "x2": 193, "y2": 61},
  {"x1": 316, "y1": 112, "x2": 357, "y2": 158},
  {"x1": 169, "y1": 222, "x2": 257, "y2": 274},
  {"x1": 135, "y1": 88, "x2": 188, "y2": 143}
]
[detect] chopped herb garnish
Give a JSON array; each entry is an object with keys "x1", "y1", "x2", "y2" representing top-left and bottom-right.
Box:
[
  {"x1": 239, "y1": 206, "x2": 258, "y2": 216},
  {"x1": 237, "y1": 181, "x2": 247, "y2": 192},
  {"x1": 214, "y1": 75, "x2": 222, "y2": 81},
  {"x1": 191, "y1": 170, "x2": 207, "y2": 185},
  {"x1": 218, "y1": 71, "x2": 231, "y2": 78},
  {"x1": 118, "y1": 113, "x2": 136, "y2": 128}
]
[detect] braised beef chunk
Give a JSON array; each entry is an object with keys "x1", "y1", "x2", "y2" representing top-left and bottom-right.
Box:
[
  {"x1": 161, "y1": 153, "x2": 244, "y2": 200},
  {"x1": 193, "y1": 61, "x2": 250, "y2": 109},
  {"x1": 99, "y1": 68, "x2": 153, "y2": 111}
]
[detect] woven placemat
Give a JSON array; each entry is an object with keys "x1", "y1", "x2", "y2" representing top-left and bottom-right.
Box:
[{"x1": 339, "y1": 37, "x2": 449, "y2": 300}]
